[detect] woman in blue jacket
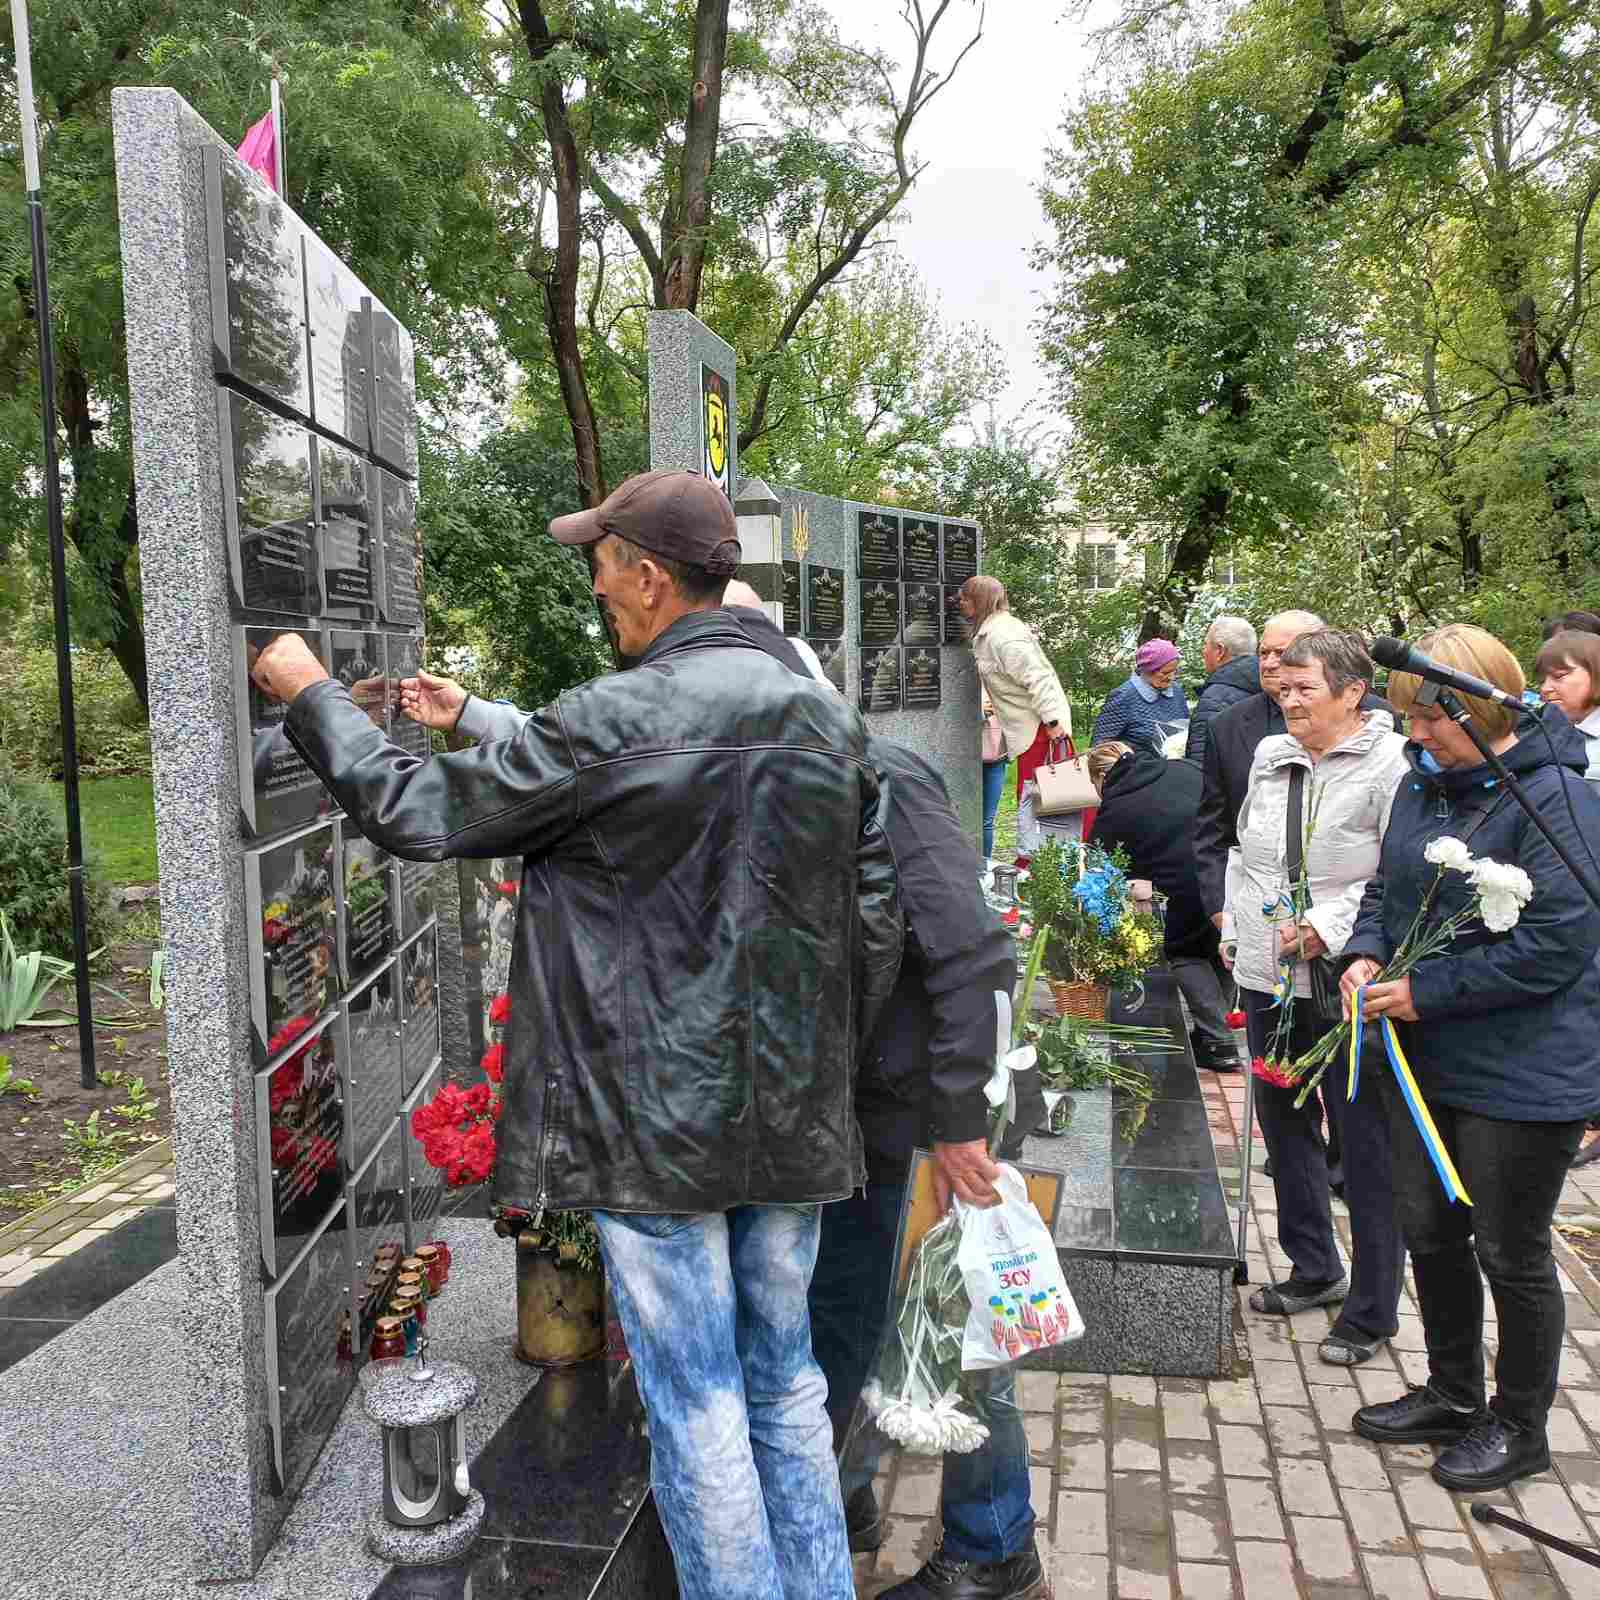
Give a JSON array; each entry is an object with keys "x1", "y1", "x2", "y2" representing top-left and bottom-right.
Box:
[{"x1": 1340, "y1": 625, "x2": 1600, "y2": 1494}]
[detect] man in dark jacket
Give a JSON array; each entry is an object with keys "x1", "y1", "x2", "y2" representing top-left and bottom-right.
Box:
[
  {"x1": 1088, "y1": 747, "x2": 1238, "y2": 1069},
  {"x1": 253, "y1": 469, "x2": 901, "y2": 1600},
  {"x1": 1185, "y1": 615, "x2": 1260, "y2": 769}
]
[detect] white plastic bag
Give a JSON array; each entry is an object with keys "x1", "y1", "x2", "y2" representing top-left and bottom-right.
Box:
[{"x1": 957, "y1": 1164, "x2": 1084, "y2": 1369}]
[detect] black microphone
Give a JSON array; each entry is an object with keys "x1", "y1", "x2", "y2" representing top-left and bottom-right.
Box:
[{"x1": 1368, "y1": 637, "x2": 1524, "y2": 711}]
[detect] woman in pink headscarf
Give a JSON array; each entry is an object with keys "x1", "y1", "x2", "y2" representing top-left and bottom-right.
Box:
[{"x1": 1091, "y1": 638, "x2": 1191, "y2": 754}]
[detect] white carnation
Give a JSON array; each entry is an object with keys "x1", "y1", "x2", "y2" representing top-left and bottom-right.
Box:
[
  {"x1": 1470, "y1": 859, "x2": 1534, "y2": 906},
  {"x1": 1424, "y1": 836, "x2": 1474, "y2": 870},
  {"x1": 1479, "y1": 892, "x2": 1522, "y2": 933}
]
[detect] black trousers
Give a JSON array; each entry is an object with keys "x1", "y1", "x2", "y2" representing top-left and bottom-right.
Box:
[
  {"x1": 1243, "y1": 986, "x2": 1404, "y2": 1342},
  {"x1": 1379, "y1": 1076, "x2": 1584, "y2": 1431}
]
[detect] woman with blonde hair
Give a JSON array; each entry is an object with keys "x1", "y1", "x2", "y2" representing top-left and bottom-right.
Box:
[
  {"x1": 958, "y1": 576, "x2": 1072, "y2": 865},
  {"x1": 1346, "y1": 624, "x2": 1600, "y2": 1490}
]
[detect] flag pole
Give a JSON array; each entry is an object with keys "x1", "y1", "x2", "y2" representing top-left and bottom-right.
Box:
[
  {"x1": 270, "y1": 71, "x2": 286, "y2": 197},
  {"x1": 10, "y1": 0, "x2": 98, "y2": 1090}
]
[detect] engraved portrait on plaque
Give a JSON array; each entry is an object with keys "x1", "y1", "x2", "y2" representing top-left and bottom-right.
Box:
[
  {"x1": 857, "y1": 509, "x2": 901, "y2": 580},
  {"x1": 263, "y1": 1195, "x2": 357, "y2": 1497},
  {"x1": 245, "y1": 822, "x2": 337, "y2": 1065},
  {"x1": 255, "y1": 1017, "x2": 343, "y2": 1280},
  {"x1": 398, "y1": 924, "x2": 441, "y2": 1097},
  {"x1": 338, "y1": 822, "x2": 395, "y2": 987},
  {"x1": 860, "y1": 645, "x2": 902, "y2": 712},
  {"x1": 903, "y1": 646, "x2": 943, "y2": 709},
  {"x1": 326, "y1": 630, "x2": 389, "y2": 738},
  {"x1": 942, "y1": 522, "x2": 979, "y2": 584},
  {"x1": 315, "y1": 438, "x2": 376, "y2": 621},
  {"x1": 352, "y1": 1123, "x2": 407, "y2": 1352},
  {"x1": 220, "y1": 389, "x2": 320, "y2": 618},
  {"x1": 808, "y1": 638, "x2": 847, "y2": 695},
  {"x1": 902, "y1": 582, "x2": 942, "y2": 645},
  {"x1": 368, "y1": 302, "x2": 418, "y2": 477},
  {"x1": 804, "y1": 566, "x2": 845, "y2": 640},
  {"x1": 302, "y1": 231, "x2": 371, "y2": 451},
  {"x1": 944, "y1": 585, "x2": 974, "y2": 643},
  {"x1": 339, "y1": 959, "x2": 402, "y2": 1176},
  {"x1": 859, "y1": 580, "x2": 902, "y2": 644},
  {"x1": 376, "y1": 469, "x2": 422, "y2": 629},
  {"x1": 901, "y1": 517, "x2": 941, "y2": 583},
  {"x1": 205, "y1": 147, "x2": 311, "y2": 418},
  {"x1": 383, "y1": 633, "x2": 431, "y2": 764},
  {"x1": 234, "y1": 626, "x2": 332, "y2": 840}
]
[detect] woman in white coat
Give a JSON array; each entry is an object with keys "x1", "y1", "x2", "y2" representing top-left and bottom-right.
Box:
[{"x1": 1223, "y1": 630, "x2": 1408, "y2": 1364}]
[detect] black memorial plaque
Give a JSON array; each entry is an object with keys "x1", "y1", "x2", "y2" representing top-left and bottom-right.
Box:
[
  {"x1": 302, "y1": 232, "x2": 372, "y2": 452},
  {"x1": 804, "y1": 566, "x2": 845, "y2": 640},
  {"x1": 902, "y1": 517, "x2": 941, "y2": 584},
  {"x1": 859, "y1": 580, "x2": 902, "y2": 644},
  {"x1": 368, "y1": 303, "x2": 418, "y2": 477},
  {"x1": 744, "y1": 562, "x2": 802, "y2": 636},
  {"x1": 246, "y1": 822, "x2": 337, "y2": 1065},
  {"x1": 398, "y1": 924, "x2": 441, "y2": 1097},
  {"x1": 808, "y1": 638, "x2": 847, "y2": 695},
  {"x1": 393, "y1": 857, "x2": 437, "y2": 945},
  {"x1": 402, "y1": 1057, "x2": 446, "y2": 1252},
  {"x1": 338, "y1": 821, "x2": 395, "y2": 987},
  {"x1": 340, "y1": 959, "x2": 402, "y2": 1177},
  {"x1": 316, "y1": 439, "x2": 377, "y2": 620},
  {"x1": 220, "y1": 389, "x2": 320, "y2": 618},
  {"x1": 264, "y1": 1195, "x2": 356, "y2": 1497},
  {"x1": 205, "y1": 148, "x2": 311, "y2": 418},
  {"x1": 255, "y1": 1017, "x2": 344, "y2": 1280},
  {"x1": 376, "y1": 470, "x2": 422, "y2": 629},
  {"x1": 903, "y1": 646, "x2": 943, "y2": 709},
  {"x1": 234, "y1": 626, "x2": 333, "y2": 840},
  {"x1": 383, "y1": 633, "x2": 431, "y2": 765},
  {"x1": 861, "y1": 645, "x2": 902, "y2": 713},
  {"x1": 327, "y1": 629, "x2": 389, "y2": 739},
  {"x1": 351, "y1": 1122, "x2": 407, "y2": 1357},
  {"x1": 857, "y1": 509, "x2": 902, "y2": 580},
  {"x1": 944, "y1": 585, "x2": 974, "y2": 643},
  {"x1": 902, "y1": 582, "x2": 943, "y2": 645},
  {"x1": 942, "y1": 522, "x2": 979, "y2": 584}
]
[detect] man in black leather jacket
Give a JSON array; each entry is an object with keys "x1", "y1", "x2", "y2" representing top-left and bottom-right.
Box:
[{"x1": 253, "y1": 469, "x2": 901, "y2": 1600}]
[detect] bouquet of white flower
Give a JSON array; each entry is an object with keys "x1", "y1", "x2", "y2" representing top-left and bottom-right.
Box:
[{"x1": 1285, "y1": 836, "x2": 1534, "y2": 1106}]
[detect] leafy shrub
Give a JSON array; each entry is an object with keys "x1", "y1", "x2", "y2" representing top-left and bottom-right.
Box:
[
  {"x1": 0, "y1": 774, "x2": 117, "y2": 959},
  {"x1": 0, "y1": 646, "x2": 151, "y2": 778}
]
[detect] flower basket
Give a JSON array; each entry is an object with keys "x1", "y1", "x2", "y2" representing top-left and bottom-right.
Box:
[{"x1": 1052, "y1": 979, "x2": 1109, "y2": 1021}]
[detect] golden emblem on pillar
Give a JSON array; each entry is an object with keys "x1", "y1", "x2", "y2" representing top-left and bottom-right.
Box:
[{"x1": 792, "y1": 502, "x2": 811, "y2": 560}]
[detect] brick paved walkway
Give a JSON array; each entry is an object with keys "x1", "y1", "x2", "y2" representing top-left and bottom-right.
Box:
[{"x1": 852, "y1": 1070, "x2": 1600, "y2": 1599}]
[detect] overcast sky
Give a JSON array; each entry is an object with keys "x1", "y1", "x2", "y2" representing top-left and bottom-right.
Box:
[{"x1": 816, "y1": 1, "x2": 1104, "y2": 426}]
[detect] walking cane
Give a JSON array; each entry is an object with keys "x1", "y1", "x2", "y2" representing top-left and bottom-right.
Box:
[{"x1": 1232, "y1": 983, "x2": 1254, "y2": 1286}]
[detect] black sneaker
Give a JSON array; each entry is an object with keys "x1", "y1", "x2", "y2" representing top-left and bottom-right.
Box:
[
  {"x1": 877, "y1": 1539, "x2": 1046, "y2": 1599},
  {"x1": 1432, "y1": 1415, "x2": 1551, "y2": 1492},
  {"x1": 845, "y1": 1482, "x2": 883, "y2": 1553},
  {"x1": 1353, "y1": 1384, "x2": 1486, "y2": 1446}
]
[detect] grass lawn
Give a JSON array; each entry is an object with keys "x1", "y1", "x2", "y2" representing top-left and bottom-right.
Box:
[{"x1": 51, "y1": 773, "x2": 158, "y2": 886}]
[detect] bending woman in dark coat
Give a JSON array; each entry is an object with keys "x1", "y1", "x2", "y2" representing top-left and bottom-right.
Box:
[
  {"x1": 1343, "y1": 624, "x2": 1600, "y2": 1494},
  {"x1": 1086, "y1": 743, "x2": 1238, "y2": 1070}
]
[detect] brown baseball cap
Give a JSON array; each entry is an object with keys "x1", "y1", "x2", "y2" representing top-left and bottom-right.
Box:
[{"x1": 549, "y1": 469, "x2": 741, "y2": 576}]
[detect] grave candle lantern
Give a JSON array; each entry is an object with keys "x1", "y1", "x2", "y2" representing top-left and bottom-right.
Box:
[{"x1": 364, "y1": 1340, "x2": 485, "y2": 1565}]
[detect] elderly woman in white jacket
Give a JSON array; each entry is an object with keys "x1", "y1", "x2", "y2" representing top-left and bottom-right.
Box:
[{"x1": 1222, "y1": 630, "x2": 1409, "y2": 1365}]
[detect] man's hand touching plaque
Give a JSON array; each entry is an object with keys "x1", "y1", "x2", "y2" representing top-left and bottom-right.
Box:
[
  {"x1": 251, "y1": 634, "x2": 330, "y2": 705},
  {"x1": 399, "y1": 670, "x2": 468, "y2": 733}
]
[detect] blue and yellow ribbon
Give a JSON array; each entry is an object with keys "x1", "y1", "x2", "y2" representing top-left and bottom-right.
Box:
[{"x1": 1348, "y1": 983, "x2": 1471, "y2": 1206}]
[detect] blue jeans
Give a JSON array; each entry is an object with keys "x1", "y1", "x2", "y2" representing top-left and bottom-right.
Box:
[
  {"x1": 594, "y1": 1205, "x2": 853, "y2": 1600},
  {"x1": 809, "y1": 1180, "x2": 1036, "y2": 1564},
  {"x1": 982, "y1": 760, "x2": 1008, "y2": 859}
]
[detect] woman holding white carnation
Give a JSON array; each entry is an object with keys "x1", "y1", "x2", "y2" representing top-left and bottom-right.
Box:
[{"x1": 1344, "y1": 623, "x2": 1600, "y2": 1494}]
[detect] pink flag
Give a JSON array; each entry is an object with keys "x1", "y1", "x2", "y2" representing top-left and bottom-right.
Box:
[{"x1": 236, "y1": 111, "x2": 278, "y2": 193}]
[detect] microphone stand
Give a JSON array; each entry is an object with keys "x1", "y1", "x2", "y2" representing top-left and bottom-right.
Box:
[{"x1": 1433, "y1": 690, "x2": 1600, "y2": 914}]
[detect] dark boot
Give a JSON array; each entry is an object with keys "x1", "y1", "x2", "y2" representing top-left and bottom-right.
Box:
[
  {"x1": 845, "y1": 1482, "x2": 883, "y2": 1553},
  {"x1": 1353, "y1": 1384, "x2": 1486, "y2": 1445},
  {"x1": 1431, "y1": 1415, "x2": 1551, "y2": 1492},
  {"x1": 877, "y1": 1540, "x2": 1046, "y2": 1599}
]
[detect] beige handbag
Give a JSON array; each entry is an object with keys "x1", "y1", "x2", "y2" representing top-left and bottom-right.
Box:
[{"x1": 1033, "y1": 736, "x2": 1099, "y2": 816}]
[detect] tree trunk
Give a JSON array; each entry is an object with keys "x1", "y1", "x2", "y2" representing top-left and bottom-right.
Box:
[{"x1": 661, "y1": 0, "x2": 731, "y2": 311}]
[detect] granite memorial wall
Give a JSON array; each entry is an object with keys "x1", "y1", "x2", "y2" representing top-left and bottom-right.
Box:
[{"x1": 114, "y1": 90, "x2": 444, "y2": 1575}]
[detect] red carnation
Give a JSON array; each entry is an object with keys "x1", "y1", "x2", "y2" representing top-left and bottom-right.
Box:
[
  {"x1": 463, "y1": 1082, "x2": 493, "y2": 1117},
  {"x1": 461, "y1": 1123, "x2": 497, "y2": 1183},
  {"x1": 489, "y1": 1095, "x2": 504, "y2": 1122},
  {"x1": 1250, "y1": 1056, "x2": 1297, "y2": 1089},
  {"x1": 481, "y1": 1043, "x2": 506, "y2": 1084},
  {"x1": 488, "y1": 993, "x2": 511, "y2": 1025},
  {"x1": 496, "y1": 880, "x2": 518, "y2": 897},
  {"x1": 1225, "y1": 1010, "x2": 1246, "y2": 1029}
]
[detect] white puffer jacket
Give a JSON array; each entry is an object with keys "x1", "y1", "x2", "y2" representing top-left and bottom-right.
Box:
[{"x1": 1222, "y1": 711, "x2": 1408, "y2": 999}]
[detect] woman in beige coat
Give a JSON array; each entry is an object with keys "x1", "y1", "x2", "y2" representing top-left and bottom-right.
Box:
[{"x1": 958, "y1": 577, "x2": 1072, "y2": 863}]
